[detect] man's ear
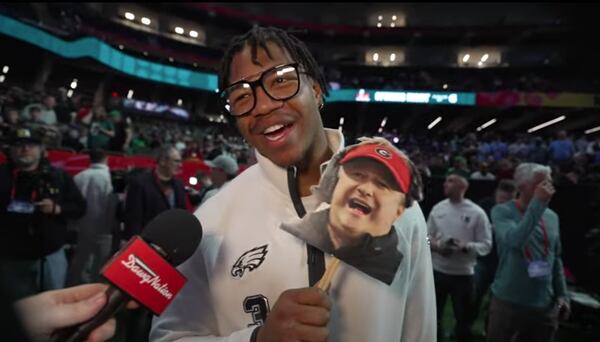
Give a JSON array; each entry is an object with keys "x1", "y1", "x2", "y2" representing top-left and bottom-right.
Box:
[
  {"x1": 395, "y1": 205, "x2": 405, "y2": 219},
  {"x1": 310, "y1": 79, "x2": 323, "y2": 108}
]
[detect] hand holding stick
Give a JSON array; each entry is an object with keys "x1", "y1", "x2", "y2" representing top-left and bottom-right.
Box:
[{"x1": 316, "y1": 258, "x2": 340, "y2": 292}]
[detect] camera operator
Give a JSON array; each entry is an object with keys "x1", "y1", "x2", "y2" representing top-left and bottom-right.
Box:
[{"x1": 0, "y1": 127, "x2": 86, "y2": 301}]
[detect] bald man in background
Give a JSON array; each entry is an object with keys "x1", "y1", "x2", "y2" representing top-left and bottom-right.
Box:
[{"x1": 428, "y1": 171, "x2": 492, "y2": 342}]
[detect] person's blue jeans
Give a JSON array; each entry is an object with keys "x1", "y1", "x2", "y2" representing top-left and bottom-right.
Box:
[{"x1": 0, "y1": 247, "x2": 67, "y2": 301}]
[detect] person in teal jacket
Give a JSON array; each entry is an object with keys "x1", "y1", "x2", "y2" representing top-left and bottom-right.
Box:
[{"x1": 487, "y1": 163, "x2": 569, "y2": 342}]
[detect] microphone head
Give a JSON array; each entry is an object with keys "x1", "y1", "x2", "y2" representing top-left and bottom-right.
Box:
[{"x1": 141, "y1": 209, "x2": 202, "y2": 266}]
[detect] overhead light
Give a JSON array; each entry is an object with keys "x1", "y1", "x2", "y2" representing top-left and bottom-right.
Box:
[
  {"x1": 377, "y1": 22, "x2": 382, "y2": 28},
  {"x1": 338, "y1": 125, "x2": 343, "y2": 131},
  {"x1": 481, "y1": 53, "x2": 489, "y2": 62},
  {"x1": 373, "y1": 52, "x2": 379, "y2": 62},
  {"x1": 462, "y1": 54, "x2": 470, "y2": 63},
  {"x1": 380, "y1": 117, "x2": 388, "y2": 127},
  {"x1": 177, "y1": 99, "x2": 183, "y2": 106},
  {"x1": 127, "y1": 89, "x2": 134, "y2": 99},
  {"x1": 2, "y1": 65, "x2": 9, "y2": 74},
  {"x1": 585, "y1": 125, "x2": 600, "y2": 134},
  {"x1": 174, "y1": 27, "x2": 184, "y2": 34},
  {"x1": 70, "y1": 79, "x2": 78, "y2": 89},
  {"x1": 378, "y1": 127, "x2": 383, "y2": 133},
  {"x1": 189, "y1": 30, "x2": 198, "y2": 38},
  {"x1": 393, "y1": 137, "x2": 400, "y2": 144},
  {"x1": 169, "y1": 57, "x2": 174, "y2": 62},
  {"x1": 390, "y1": 22, "x2": 396, "y2": 28},
  {"x1": 118, "y1": 44, "x2": 124, "y2": 50},
  {"x1": 378, "y1": 15, "x2": 383, "y2": 21},
  {"x1": 141, "y1": 17, "x2": 151, "y2": 25},
  {"x1": 392, "y1": 15, "x2": 397, "y2": 20},
  {"x1": 390, "y1": 53, "x2": 396, "y2": 62},
  {"x1": 124, "y1": 12, "x2": 135, "y2": 21},
  {"x1": 215, "y1": 88, "x2": 220, "y2": 93},
  {"x1": 443, "y1": 83, "x2": 448, "y2": 90},
  {"x1": 476, "y1": 118, "x2": 497, "y2": 132},
  {"x1": 478, "y1": 61, "x2": 484, "y2": 66},
  {"x1": 428, "y1": 116, "x2": 442, "y2": 130},
  {"x1": 339, "y1": 117, "x2": 344, "y2": 125},
  {"x1": 527, "y1": 115, "x2": 566, "y2": 133},
  {"x1": 66, "y1": 89, "x2": 73, "y2": 98},
  {"x1": 0, "y1": 75, "x2": 6, "y2": 83},
  {"x1": 189, "y1": 177, "x2": 198, "y2": 186}
]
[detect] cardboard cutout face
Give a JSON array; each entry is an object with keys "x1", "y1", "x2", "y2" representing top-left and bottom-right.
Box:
[
  {"x1": 281, "y1": 141, "x2": 413, "y2": 285},
  {"x1": 328, "y1": 159, "x2": 405, "y2": 249}
]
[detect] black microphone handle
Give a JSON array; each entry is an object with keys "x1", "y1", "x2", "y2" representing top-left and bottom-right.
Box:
[{"x1": 50, "y1": 286, "x2": 130, "y2": 342}]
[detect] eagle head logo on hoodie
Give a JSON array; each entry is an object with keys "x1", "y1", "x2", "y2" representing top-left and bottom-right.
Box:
[{"x1": 231, "y1": 244, "x2": 269, "y2": 278}]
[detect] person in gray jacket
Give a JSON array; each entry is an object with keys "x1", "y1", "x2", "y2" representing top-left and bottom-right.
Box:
[{"x1": 67, "y1": 149, "x2": 117, "y2": 286}]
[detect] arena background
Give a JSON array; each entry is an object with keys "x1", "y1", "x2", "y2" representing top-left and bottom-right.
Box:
[{"x1": 0, "y1": 3, "x2": 599, "y2": 341}]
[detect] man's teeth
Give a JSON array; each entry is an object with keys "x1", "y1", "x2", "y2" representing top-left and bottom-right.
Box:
[
  {"x1": 263, "y1": 124, "x2": 284, "y2": 134},
  {"x1": 349, "y1": 199, "x2": 371, "y2": 214}
]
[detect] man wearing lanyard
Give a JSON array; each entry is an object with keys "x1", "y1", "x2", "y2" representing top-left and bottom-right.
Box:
[
  {"x1": 487, "y1": 163, "x2": 570, "y2": 342},
  {"x1": 0, "y1": 127, "x2": 86, "y2": 301},
  {"x1": 123, "y1": 143, "x2": 186, "y2": 341},
  {"x1": 123, "y1": 144, "x2": 186, "y2": 239}
]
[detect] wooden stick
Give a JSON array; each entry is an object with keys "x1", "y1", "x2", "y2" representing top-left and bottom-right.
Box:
[{"x1": 316, "y1": 257, "x2": 340, "y2": 291}]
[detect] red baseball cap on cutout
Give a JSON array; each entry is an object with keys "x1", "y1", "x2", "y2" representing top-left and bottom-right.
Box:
[{"x1": 339, "y1": 144, "x2": 411, "y2": 193}]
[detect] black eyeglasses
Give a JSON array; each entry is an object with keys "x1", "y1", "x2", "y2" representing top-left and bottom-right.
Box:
[{"x1": 220, "y1": 63, "x2": 303, "y2": 117}]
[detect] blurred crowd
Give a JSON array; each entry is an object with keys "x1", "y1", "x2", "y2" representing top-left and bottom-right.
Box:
[
  {"x1": 0, "y1": 85, "x2": 253, "y2": 165},
  {"x1": 363, "y1": 129, "x2": 600, "y2": 185},
  {"x1": 3, "y1": 84, "x2": 599, "y2": 190}
]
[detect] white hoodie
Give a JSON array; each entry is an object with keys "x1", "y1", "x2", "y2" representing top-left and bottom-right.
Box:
[{"x1": 150, "y1": 129, "x2": 436, "y2": 342}]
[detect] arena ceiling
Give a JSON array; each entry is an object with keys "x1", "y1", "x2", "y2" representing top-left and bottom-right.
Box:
[{"x1": 1, "y1": 3, "x2": 599, "y2": 137}]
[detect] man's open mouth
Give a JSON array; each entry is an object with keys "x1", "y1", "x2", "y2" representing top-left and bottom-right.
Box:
[
  {"x1": 262, "y1": 123, "x2": 294, "y2": 142},
  {"x1": 348, "y1": 198, "x2": 372, "y2": 215}
]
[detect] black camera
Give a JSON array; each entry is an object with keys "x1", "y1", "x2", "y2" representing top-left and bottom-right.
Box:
[{"x1": 35, "y1": 165, "x2": 59, "y2": 200}]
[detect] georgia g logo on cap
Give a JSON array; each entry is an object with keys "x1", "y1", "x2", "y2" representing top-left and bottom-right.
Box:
[{"x1": 375, "y1": 148, "x2": 392, "y2": 159}]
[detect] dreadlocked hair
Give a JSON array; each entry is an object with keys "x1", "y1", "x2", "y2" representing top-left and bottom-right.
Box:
[{"x1": 219, "y1": 26, "x2": 329, "y2": 98}]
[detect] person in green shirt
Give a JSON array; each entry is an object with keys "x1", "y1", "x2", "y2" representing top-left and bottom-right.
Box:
[
  {"x1": 87, "y1": 106, "x2": 114, "y2": 150},
  {"x1": 487, "y1": 163, "x2": 569, "y2": 342}
]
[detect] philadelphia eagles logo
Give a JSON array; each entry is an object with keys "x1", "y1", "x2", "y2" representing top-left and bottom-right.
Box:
[{"x1": 231, "y1": 244, "x2": 268, "y2": 278}]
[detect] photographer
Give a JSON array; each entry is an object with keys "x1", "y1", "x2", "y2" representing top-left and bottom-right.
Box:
[{"x1": 0, "y1": 127, "x2": 86, "y2": 301}]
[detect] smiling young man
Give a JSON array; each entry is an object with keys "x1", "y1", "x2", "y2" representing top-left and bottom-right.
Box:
[{"x1": 151, "y1": 26, "x2": 435, "y2": 342}]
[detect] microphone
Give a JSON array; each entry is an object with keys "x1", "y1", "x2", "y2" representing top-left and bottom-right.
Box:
[{"x1": 51, "y1": 208, "x2": 203, "y2": 342}]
